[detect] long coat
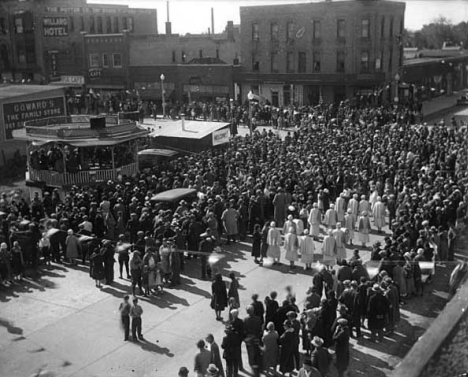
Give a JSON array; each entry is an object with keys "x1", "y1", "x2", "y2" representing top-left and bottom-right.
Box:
[
  {"x1": 267, "y1": 227, "x2": 282, "y2": 259},
  {"x1": 273, "y1": 193, "x2": 287, "y2": 226},
  {"x1": 251, "y1": 231, "x2": 262, "y2": 258},
  {"x1": 211, "y1": 280, "x2": 228, "y2": 311},
  {"x1": 299, "y1": 235, "x2": 315, "y2": 264},
  {"x1": 89, "y1": 252, "x2": 105, "y2": 280},
  {"x1": 222, "y1": 208, "x2": 238, "y2": 236},
  {"x1": 367, "y1": 292, "x2": 389, "y2": 330},
  {"x1": 262, "y1": 330, "x2": 279, "y2": 369},
  {"x1": 284, "y1": 233, "x2": 299, "y2": 262},
  {"x1": 279, "y1": 330, "x2": 295, "y2": 373},
  {"x1": 308, "y1": 208, "x2": 322, "y2": 237},
  {"x1": 65, "y1": 234, "x2": 80, "y2": 259},
  {"x1": 333, "y1": 325, "x2": 350, "y2": 373}
]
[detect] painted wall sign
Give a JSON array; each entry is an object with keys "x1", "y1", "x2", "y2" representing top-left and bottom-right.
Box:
[
  {"x1": 3, "y1": 97, "x2": 66, "y2": 140},
  {"x1": 43, "y1": 17, "x2": 68, "y2": 37}
]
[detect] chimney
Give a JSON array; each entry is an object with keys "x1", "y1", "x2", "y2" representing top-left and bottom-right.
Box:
[
  {"x1": 211, "y1": 8, "x2": 214, "y2": 35},
  {"x1": 165, "y1": 1, "x2": 172, "y2": 35}
]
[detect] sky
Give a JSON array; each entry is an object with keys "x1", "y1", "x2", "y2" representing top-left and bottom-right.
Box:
[{"x1": 88, "y1": 0, "x2": 468, "y2": 35}]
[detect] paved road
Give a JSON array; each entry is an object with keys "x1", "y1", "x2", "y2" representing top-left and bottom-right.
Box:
[{"x1": 0, "y1": 220, "x2": 454, "y2": 377}]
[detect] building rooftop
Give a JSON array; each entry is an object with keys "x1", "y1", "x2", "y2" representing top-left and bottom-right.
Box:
[{"x1": 151, "y1": 120, "x2": 229, "y2": 140}]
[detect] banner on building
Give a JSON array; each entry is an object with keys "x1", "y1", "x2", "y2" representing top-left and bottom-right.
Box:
[
  {"x1": 212, "y1": 128, "x2": 230, "y2": 146},
  {"x1": 3, "y1": 97, "x2": 66, "y2": 140},
  {"x1": 43, "y1": 17, "x2": 68, "y2": 37}
]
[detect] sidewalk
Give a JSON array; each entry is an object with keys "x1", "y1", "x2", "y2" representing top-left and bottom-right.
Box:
[{"x1": 422, "y1": 89, "x2": 468, "y2": 118}]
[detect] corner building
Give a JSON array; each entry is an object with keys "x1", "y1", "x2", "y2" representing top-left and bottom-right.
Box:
[{"x1": 238, "y1": 0, "x2": 405, "y2": 105}]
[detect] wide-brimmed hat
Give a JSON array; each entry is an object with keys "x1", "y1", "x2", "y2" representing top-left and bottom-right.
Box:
[
  {"x1": 206, "y1": 364, "x2": 219, "y2": 375},
  {"x1": 311, "y1": 336, "x2": 324, "y2": 347}
]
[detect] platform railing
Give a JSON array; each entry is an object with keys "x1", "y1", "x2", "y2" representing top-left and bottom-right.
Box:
[{"x1": 29, "y1": 163, "x2": 138, "y2": 186}]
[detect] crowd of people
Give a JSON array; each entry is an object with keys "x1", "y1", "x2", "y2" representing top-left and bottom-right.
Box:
[{"x1": 1, "y1": 98, "x2": 468, "y2": 376}]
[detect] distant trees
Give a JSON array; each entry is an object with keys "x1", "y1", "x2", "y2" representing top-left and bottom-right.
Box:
[{"x1": 405, "y1": 16, "x2": 468, "y2": 49}]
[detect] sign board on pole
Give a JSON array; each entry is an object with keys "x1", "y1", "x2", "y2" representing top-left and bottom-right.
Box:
[
  {"x1": 212, "y1": 128, "x2": 230, "y2": 146},
  {"x1": 3, "y1": 97, "x2": 66, "y2": 139}
]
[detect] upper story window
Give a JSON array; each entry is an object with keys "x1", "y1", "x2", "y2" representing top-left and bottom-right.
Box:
[
  {"x1": 172, "y1": 51, "x2": 176, "y2": 63},
  {"x1": 14, "y1": 17, "x2": 24, "y2": 34},
  {"x1": 298, "y1": 51, "x2": 307, "y2": 73},
  {"x1": 361, "y1": 19, "x2": 370, "y2": 38},
  {"x1": 106, "y1": 16, "x2": 112, "y2": 33},
  {"x1": 113, "y1": 53, "x2": 122, "y2": 68},
  {"x1": 337, "y1": 19, "x2": 346, "y2": 39},
  {"x1": 252, "y1": 23, "x2": 259, "y2": 41},
  {"x1": 102, "y1": 53, "x2": 109, "y2": 68},
  {"x1": 113, "y1": 17, "x2": 119, "y2": 33},
  {"x1": 252, "y1": 52, "x2": 259, "y2": 71},
  {"x1": 361, "y1": 51, "x2": 369, "y2": 72},
  {"x1": 271, "y1": 52, "x2": 278, "y2": 72},
  {"x1": 128, "y1": 17, "x2": 134, "y2": 32},
  {"x1": 0, "y1": 18, "x2": 7, "y2": 35},
  {"x1": 337, "y1": 50, "x2": 345, "y2": 72},
  {"x1": 97, "y1": 16, "x2": 103, "y2": 33},
  {"x1": 271, "y1": 22, "x2": 279, "y2": 41},
  {"x1": 181, "y1": 51, "x2": 186, "y2": 63},
  {"x1": 89, "y1": 53, "x2": 100, "y2": 67},
  {"x1": 313, "y1": 20, "x2": 321, "y2": 40},
  {"x1": 389, "y1": 17, "x2": 394, "y2": 37},
  {"x1": 80, "y1": 16, "x2": 85, "y2": 32},
  {"x1": 69, "y1": 17, "x2": 74, "y2": 33},
  {"x1": 313, "y1": 51, "x2": 321, "y2": 72},
  {"x1": 89, "y1": 16, "x2": 95, "y2": 33}
]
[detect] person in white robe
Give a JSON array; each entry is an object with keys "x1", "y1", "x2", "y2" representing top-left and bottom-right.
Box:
[
  {"x1": 322, "y1": 229, "x2": 337, "y2": 268},
  {"x1": 335, "y1": 193, "x2": 346, "y2": 223},
  {"x1": 347, "y1": 194, "x2": 360, "y2": 224},
  {"x1": 359, "y1": 195, "x2": 371, "y2": 216},
  {"x1": 284, "y1": 227, "x2": 299, "y2": 269},
  {"x1": 267, "y1": 221, "x2": 282, "y2": 265},
  {"x1": 323, "y1": 204, "x2": 338, "y2": 229},
  {"x1": 282, "y1": 215, "x2": 297, "y2": 235},
  {"x1": 332, "y1": 223, "x2": 347, "y2": 263},
  {"x1": 299, "y1": 230, "x2": 315, "y2": 270},
  {"x1": 372, "y1": 196, "x2": 386, "y2": 232},
  {"x1": 369, "y1": 185, "x2": 379, "y2": 210},
  {"x1": 293, "y1": 218, "x2": 304, "y2": 236},
  {"x1": 358, "y1": 211, "x2": 371, "y2": 248},
  {"x1": 343, "y1": 209, "x2": 356, "y2": 246},
  {"x1": 308, "y1": 203, "x2": 322, "y2": 239}
]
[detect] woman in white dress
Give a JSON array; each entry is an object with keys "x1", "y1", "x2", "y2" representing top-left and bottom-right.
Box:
[
  {"x1": 308, "y1": 203, "x2": 322, "y2": 240},
  {"x1": 343, "y1": 209, "x2": 356, "y2": 246},
  {"x1": 372, "y1": 196, "x2": 386, "y2": 233},
  {"x1": 323, "y1": 204, "x2": 338, "y2": 229},
  {"x1": 267, "y1": 221, "x2": 282, "y2": 265},
  {"x1": 284, "y1": 227, "x2": 299, "y2": 269},
  {"x1": 358, "y1": 211, "x2": 371, "y2": 248},
  {"x1": 299, "y1": 230, "x2": 315, "y2": 270},
  {"x1": 322, "y1": 229, "x2": 337, "y2": 268}
]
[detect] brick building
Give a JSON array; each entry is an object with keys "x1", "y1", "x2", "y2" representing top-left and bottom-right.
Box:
[
  {"x1": 127, "y1": 22, "x2": 241, "y2": 103},
  {"x1": 0, "y1": 0, "x2": 156, "y2": 84},
  {"x1": 237, "y1": 0, "x2": 405, "y2": 105}
]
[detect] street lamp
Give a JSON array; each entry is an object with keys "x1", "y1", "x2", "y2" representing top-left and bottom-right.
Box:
[
  {"x1": 160, "y1": 73, "x2": 166, "y2": 118},
  {"x1": 394, "y1": 73, "x2": 400, "y2": 103},
  {"x1": 247, "y1": 90, "x2": 254, "y2": 137}
]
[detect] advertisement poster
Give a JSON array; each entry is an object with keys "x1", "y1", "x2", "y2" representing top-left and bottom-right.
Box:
[{"x1": 3, "y1": 97, "x2": 66, "y2": 139}]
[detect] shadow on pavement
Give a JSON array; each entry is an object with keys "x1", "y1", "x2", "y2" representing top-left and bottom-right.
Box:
[
  {"x1": 0, "y1": 317, "x2": 23, "y2": 335},
  {"x1": 138, "y1": 338, "x2": 174, "y2": 357}
]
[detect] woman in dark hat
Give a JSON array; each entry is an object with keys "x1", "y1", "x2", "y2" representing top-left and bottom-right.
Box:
[
  {"x1": 211, "y1": 273, "x2": 228, "y2": 321},
  {"x1": 333, "y1": 318, "x2": 350, "y2": 377}
]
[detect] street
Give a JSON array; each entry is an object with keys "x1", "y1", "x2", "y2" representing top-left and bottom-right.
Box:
[{"x1": 0, "y1": 222, "x2": 454, "y2": 377}]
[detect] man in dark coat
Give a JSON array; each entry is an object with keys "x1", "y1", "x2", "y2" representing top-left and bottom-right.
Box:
[
  {"x1": 243, "y1": 305, "x2": 262, "y2": 368},
  {"x1": 333, "y1": 318, "x2": 350, "y2": 377},
  {"x1": 274, "y1": 300, "x2": 294, "y2": 336},
  {"x1": 199, "y1": 235, "x2": 214, "y2": 280},
  {"x1": 367, "y1": 284, "x2": 389, "y2": 342},
  {"x1": 221, "y1": 324, "x2": 241, "y2": 377},
  {"x1": 229, "y1": 309, "x2": 245, "y2": 370}
]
